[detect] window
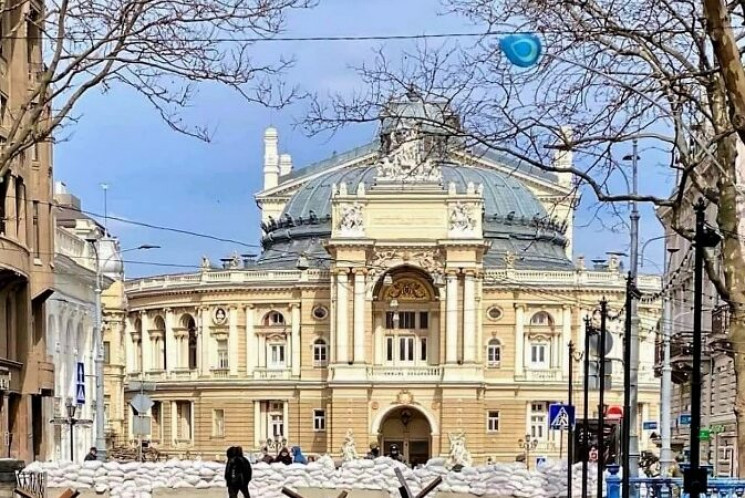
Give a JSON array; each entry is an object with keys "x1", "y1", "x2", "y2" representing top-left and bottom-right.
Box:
[
  {"x1": 530, "y1": 311, "x2": 554, "y2": 326},
  {"x1": 217, "y1": 339, "x2": 229, "y2": 369},
  {"x1": 487, "y1": 339, "x2": 501, "y2": 367},
  {"x1": 313, "y1": 339, "x2": 328, "y2": 366},
  {"x1": 399, "y1": 336, "x2": 414, "y2": 362},
  {"x1": 312, "y1": 306, "x2": 328, "y2": 320},
  {"x1": 134, "y1": 340, "x2": 142, "y2": 372},
  {"x1": 103, "y1": 341, "x2": 111, "y2": 364},
  {"x1": 32, "y1": 201, "x2": 39, "y2": 258},
  {"x1": 265, "y1": 311, "x2": 285, "y2": 326},
  {"x1": 420, "y1": 337, "x2": 427, "y2": 362},
  {"x1": 385, "y1": 311, "x2": 417, "y2": 329},
  {"x1": 175, "y1": 401, "x2": 193, "y2": 441},
  {"x1": 213, "y1": 409, "x2": 225, "y2": 437},
  {"x1": 269, "y1": 343, "x2": 286, "y2": 368},
  {"x1": 386, "y1": 337, "x2": 394, "y2": 362},
  {"x1": 487, "y1": 411, "x2": 500, "y2": 432},
  {"x1": 270, "y1": 414, "x2": 284, "y2": 437},
  {"x1": 313, "y1": 409, "x2": 326, "y2": 431},
  {"x1": 487, "y1": 306, "x2": 503, "y2": 321},
  {"x1": 185, "y1": 316, "x2": 198, "y2": 370},
  {"x1": 419, "y1": 312, "x2": 429, "y2": 329},
  {"x1": 530, "y1": 343, "x2": 548, "y2": 367},
  {"x1": 31, "y1": 141, "x2": 38, "y2": 162},
  {"x1": 0, "y1": 94, "x2": 6, "y2": 124},
  {"x1": 152, "y1": 402, "x2": 162, "y2": 440},
  {"x1": 530, "y1": 403, "x2": 547, "y2": 440}
]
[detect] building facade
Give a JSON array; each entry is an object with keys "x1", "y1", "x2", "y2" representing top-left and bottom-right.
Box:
[
  {"x1": 46, "y1": 183, "x2": 119, "y2": 461},
  {"x1": 122, "y1": 96, "x2": 662, "y2": 464},
  {"x1": 659, "y1": 170, "x2": 735, "y2": 476},
  {"x1": 0, "y1": 0, "x2": 55, "y2": 462}
]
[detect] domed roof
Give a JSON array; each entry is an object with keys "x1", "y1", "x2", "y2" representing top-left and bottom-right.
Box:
[{"x1": 281, "y1": 164, "x2": 547, "y2": 221}]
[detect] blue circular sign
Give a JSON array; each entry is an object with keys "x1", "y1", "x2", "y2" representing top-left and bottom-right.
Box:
[{"x1": 499, "y1": 34, "x2": 543, "y2": 68}]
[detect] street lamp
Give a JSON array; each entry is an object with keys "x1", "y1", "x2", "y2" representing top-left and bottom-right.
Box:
[
  {"x1": 86, "y1": 238, "x2": 160, "y2": 461},
  {"x1": 66, "y1": 401, "x2": 79, "y2": 462},
  {"x1": 518, "y1": 434, "x2": 539, "y2": 470}
]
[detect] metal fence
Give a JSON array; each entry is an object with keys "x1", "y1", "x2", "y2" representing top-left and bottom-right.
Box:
[{"x1": 15, "y1": 470, "x2": 46, "y2": 498}]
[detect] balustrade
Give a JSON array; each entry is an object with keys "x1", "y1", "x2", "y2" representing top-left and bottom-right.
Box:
[{"x1": 366, "y1": 366, "x2": 443, "y2": 381}]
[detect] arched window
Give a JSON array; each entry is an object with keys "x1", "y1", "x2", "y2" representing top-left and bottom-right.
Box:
[
  {"x1": 182, "y1": 315, "x2": 198, "y2": 370},
  {"x1": 313, "y1": 339, "x2": 328, "y2": 367},
  {"x1": 530, "y1": 311, "x2": 554, "y2": 326},
  {"x1": 264, "y1": 311, "x2": 285, "y2": 326},
  {"x1": 133, "y1": 318, "x2": 143, "y2": 372},
  {"x1": 153, "y1": 316, "x2": 166, "y2": 371},
  {"x1": 487, "y1": 339, "x2": 501, "y2": 367}
]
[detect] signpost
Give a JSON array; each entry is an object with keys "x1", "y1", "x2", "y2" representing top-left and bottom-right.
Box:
[
  {"x1": 549, "y1": 403, "x2": 575, "y2": 460},
  {"x1": 75, "y1": 362, "x2": 85, "y2": 405},
  {"x1": 643, "y1": 421, "x2": 659, "y2": 431},
  {"x1": 679, "y1": 414, "x2": 692, "y2": 426},
  {"x1": 129, "y1": 389, "x2": 155, "y2": 462}
]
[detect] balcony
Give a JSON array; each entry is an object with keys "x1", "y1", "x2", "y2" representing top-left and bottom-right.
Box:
[
  {"x1": 170, "y1": 368, "x2": 198, "y2": 381},
  {"x1": 366, "y1": 366, "x2": 443, "y2": 382},
  {"x1": 210, "y1": 368, "x2": 229, "y2": 379},
  {"x1": 521, "y1": 369, "x2": 562, "y2": 382},
  {"x1": 253, "y1": 368, "x2": 292, "y2": 380}
]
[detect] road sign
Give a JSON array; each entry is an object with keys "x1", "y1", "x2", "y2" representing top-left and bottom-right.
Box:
[
  {"x1": 130, "y1": 393, "x2": 154, "y2": 414},
  {"x1": 75, "y1": 362, "x2": 85, "y2": 404},
  {"x1": 536, "y1": 456, "x2": 548, "y2": 468},
  {"x1": 699, "y1": 428, "x2": 711, "y2": 441},
  {"x1": 679, "y1": 414, "x2": 691, "y2": 426},
  {"x1": 75, "y1": 383, "x2": 85, "y2": 406},
  {"x1": 643, "y1": 421, "x2": 658, "y2": 431},
  {"x1": 133, "y1": 415, "x2": 151, "y2": 436},
  {"x1": 549, "y1": 403, "x2": 575, "y2": 430}
]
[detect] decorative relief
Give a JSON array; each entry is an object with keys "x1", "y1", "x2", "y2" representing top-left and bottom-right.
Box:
[
  {"x1": 446, "y1": 431, "x2": 473, "y2": 469},
  {"x1": 376, "y1": 124, "x2": 442, "y2": 183},
  {"x1": 383, "y1": 279, "x2": 430, "y2": 302},
  {"x1": 504, "y1": 251, "x2": 517, "y2": 269},
  {"x1": 449, "y1": 202, "x2": 476, "y2": 233},
  {"x1": 396, "y1": 390, "x2": 413, "y2": 405},
  {"x1": 337, "y1": 203, "x2": 364, "y2": 237},
  {"x1": 213, "y1": 307, "x2": 228, "y2": 325}
]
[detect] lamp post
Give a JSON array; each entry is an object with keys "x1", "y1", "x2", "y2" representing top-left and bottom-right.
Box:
[
  {"x1": 87, "y1": 238, "x2": 160, "y2": 461},
  {"x1": 66, "y1": 401, "x2": 79, "y2": 462},
  {"x1": 660, "y1": 246, "x2": 679, "y2": 475},
  {"x1": 518, "y1": 434, "x2": 539, "y2": 470}
]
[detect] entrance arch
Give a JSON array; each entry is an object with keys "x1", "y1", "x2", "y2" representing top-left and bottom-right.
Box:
[{"x1": 375, "y1": 406, "x2": 434, "y2": 467}]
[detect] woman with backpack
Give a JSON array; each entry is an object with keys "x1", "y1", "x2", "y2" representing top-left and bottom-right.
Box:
[{"x1": 225, "y1": 446, "x2": 252, "y2": 498}]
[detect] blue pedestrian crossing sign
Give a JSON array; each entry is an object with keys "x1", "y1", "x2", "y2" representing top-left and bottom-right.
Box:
[
  {"x1": 549, "y1": 403, "x2": 575, "y2": 430},
  {"x1": 75, "y1": 362, "x2": 85, "y2": 405}
]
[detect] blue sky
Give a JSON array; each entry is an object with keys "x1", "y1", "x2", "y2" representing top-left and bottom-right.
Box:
[{"x1": 55, "y1": 0, "x2": 669, "y2": 278}]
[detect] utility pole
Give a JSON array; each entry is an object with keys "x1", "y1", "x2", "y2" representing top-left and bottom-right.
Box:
[
  {"x1": 568, "y1": 341, "x2": 575, "y2": 498},
  {"x1": 685, "y1": 199, "x2": 721, "y2": 498},
  {"x1": 625, "y1": 138, "x2": 642, "y2": 488},
  {"x1": 660, "y1": 246, "x2": 678, "y2": 475},
  {"x1": 597, "y1": 299, "x2": 608, "y2": 498},
  {"x1": 623, "y1": 275, "x2": 641, "y2": 498},
  {"x1": 90, "y1": 240, "x2": 107, "y2": 461},
  {"x1": 582, "y1": 317, "x2": 592, "y2": 498}
]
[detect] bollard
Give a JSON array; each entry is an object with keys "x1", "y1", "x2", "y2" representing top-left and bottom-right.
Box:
[{"x1": 606, "y1": 464, "x2": 621, "y2": 498}]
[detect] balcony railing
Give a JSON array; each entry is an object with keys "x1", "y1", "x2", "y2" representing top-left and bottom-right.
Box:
[
  {"x1": 366, "y1": 365, "x2": 443, "y2": 381},
  {"x1": 211, "y1": 368, "x2": 229, "y2": 379},
  {"x1": 170, "y1": 368, "x2": 198, "y2": 380},
  {"x1": 253, "y1": 368, "x2": 292, "y2": 380}
]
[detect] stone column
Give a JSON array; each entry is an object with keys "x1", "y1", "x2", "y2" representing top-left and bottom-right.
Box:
[
  {"x1": 5, "y1": 176, "x2": 16, "y2": 238},
  {"x1": 445, "y1": 273, "x2": 458, "y2": 364},
  {"x1": 336, "y1": 270, "x2": 349, "y2": 364},
  {"x1": 164, "y1": 309, "x2": 175, "y2": 373},
  {"x1": 258, "y1": 334, "x2": 266, "y2": 369},
  {"x1": 125, "y1": 317, "x2": 134, "y2": 373},
  {"x1": 283, "y1": 401, "x2": 290, "y2": 440},
  {"x1": 562, "y1": 306, "x2": 571, "y2": 375},
  {"x1": 463, "y1": 272, "x2": 476, "y2": 363},
  {"x1": 246, "y1": 305, "x2": 256, "y2": 375},
  {"x1": 140, "y1": 311, "x2": 151, "y2": 373},
  {"x1": 515, "y1": 305, "x2": 525, "y2": 376},
  {"x1": 229, "y1": 307, "x2": 239, "y2": 376},
  {"x1": 353, "y1": 270, "x2": 366, "y2": 364},
  {"x1": 373, "y1": 314, "x2": 383, "y2": 365},
  {"x1": 291, "y1": 304, "x2": 301, "y2": 377},
  {"x1": 254, "y1": 401, "x2": 262, "y2": 447},
  {"x1": 199, "y1": 308, "x2": 210, "y2": 375}
]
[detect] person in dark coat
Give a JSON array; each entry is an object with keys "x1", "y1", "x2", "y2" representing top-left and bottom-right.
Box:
[
  {"x1": 276, "y1": 447, "x2": 293, "y2": 465},
  {"x1": 225, "y1": 446, "x2": 252, "y2": 498},
  {"x1": 84, "y1": 447, "x2": 97, "y2": 461},
  {"x1": 387, "y1": 444, "x2": 403, "y2": 462},
  {"x1": 260, "y1": 446, "x2": 274, "y2": 464}
]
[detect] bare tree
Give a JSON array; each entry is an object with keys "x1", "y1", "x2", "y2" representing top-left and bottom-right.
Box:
[
  {"x1": 0, "y1": 0, "x2": 311, "y2": 177},
  {"x1": 305, "y1": 0, "x2": 745, "y2": 472}
]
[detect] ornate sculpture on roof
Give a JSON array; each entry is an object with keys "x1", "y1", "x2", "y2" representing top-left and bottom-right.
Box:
[
  {"x1": 446, "y1": 430, "x2": 473, "y2": 469},
  {"x1": 341, "y1": 429, "x2": 359, "y2": 462},
  {"x1": 337, "y1": 203, "x2": 364, "y2": 237},
  {"x1": 229, "y1": 251, "x2": 241, "y2": 269},
  {"x1": 449, "y1": 202, "x2": 476, "y2": 233},
  {"x1": 200, "y1": 256, "x2": 211, "y2": 271},
  {"x1": 376, "y1": 122, "x2": 443, "y2": 184}
]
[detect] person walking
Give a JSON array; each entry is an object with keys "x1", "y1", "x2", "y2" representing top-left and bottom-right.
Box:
[{"x1": 225, "y1": 446, "x2": 252, "y2": 498}]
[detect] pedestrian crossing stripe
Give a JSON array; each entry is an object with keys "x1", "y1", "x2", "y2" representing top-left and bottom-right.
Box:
[{"x1": 550, "y1": 406, "x2": 571, "y2": 428}]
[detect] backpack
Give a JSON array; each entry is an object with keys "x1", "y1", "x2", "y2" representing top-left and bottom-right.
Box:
[{"x1": 226, "y1": 457, "x2": 244, "y2": 488}]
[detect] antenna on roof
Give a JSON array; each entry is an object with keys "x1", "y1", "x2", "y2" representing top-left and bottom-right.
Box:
[{"x1": 100, "y1": 183, "x2": 109, "y2": 233}]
